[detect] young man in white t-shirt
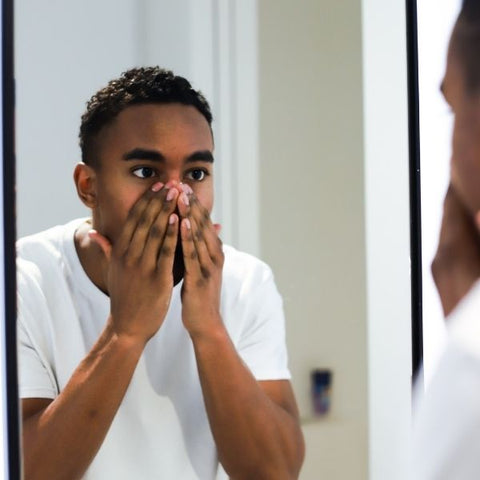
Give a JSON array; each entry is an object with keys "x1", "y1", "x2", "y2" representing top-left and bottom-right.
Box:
[{"x1": 18, "y1": 67, "x2": 304, "y2": 480}]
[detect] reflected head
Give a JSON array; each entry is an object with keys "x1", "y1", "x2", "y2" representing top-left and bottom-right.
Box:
[
  {"x1": 79, "y1": 67, "x2": 213, "y2": 169},
  {"x1": 452, "y1": 0, "x2": 480, "y2": 96}
]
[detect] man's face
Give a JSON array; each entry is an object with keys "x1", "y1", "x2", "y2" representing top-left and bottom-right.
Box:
[
  {"x1": 442, "y1": 29, "x2": 480, "y2": 215},
  {"x1": 89, "y1": 103, "x2": 214, "y2": 244}
]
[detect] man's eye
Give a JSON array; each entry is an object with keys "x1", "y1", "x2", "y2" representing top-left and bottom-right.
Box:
[
  {"x1": 185, "y1": 169, "x2": 207, "y2": 182},
  {"x1": 132, "y1": 167, "x2": 156, "y2": 178}
]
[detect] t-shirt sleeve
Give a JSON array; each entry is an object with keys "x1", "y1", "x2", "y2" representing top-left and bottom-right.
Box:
[
  {"x1": 448, "y1": 279, "x2": 480, "y2": 360},
  {"x1": 236, "y1": 265, "x2": 291, "y2": 381},
  {"x1": 17, "y1": 259, "x2": 58, "y2": 399}
]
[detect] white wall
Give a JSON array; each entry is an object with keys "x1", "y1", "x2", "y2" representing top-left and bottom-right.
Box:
[
  {"x1": 15, "y1": 0, "x2": 260, "y2": 256},
  {"x1": 258, "y1": 1, "x2": 412, "y2": 479},
  {"x1": 258, "y1": 1, "x2": 368, "y2": 478},
  {"x1": 15, "y1": 0, "x2": 140, "y2": 237}
]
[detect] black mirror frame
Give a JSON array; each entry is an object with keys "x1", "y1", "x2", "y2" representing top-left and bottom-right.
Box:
[
  {"x1": 406, "y1": 0, "x2": 424, "y2": 382},
  {"x1": 3, "y1": 0, "x2": 20, "y2": 477}
]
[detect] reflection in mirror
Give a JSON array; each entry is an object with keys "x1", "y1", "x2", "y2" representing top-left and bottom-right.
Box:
[
  {"x1": 417, "y1": 0, "x2": 462, "y2": 385},
  {"x1": 412, "y1": 1, "x2": 480, "y2": 478},
  {"x1": 15, "y1": 1, "x2": 412, "y2": 479}
]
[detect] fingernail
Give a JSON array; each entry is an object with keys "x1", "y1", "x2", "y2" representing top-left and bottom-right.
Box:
[
  {"x1": 169, "y1": 214, "x2": 177, "y2": 225},
  {"x1": 181, "y1": 183, "x2": 193, "y2": 194},
  {"x1": 151, "y1": 182, "x2": 164, "y2": 192},
  {"x1": 181, "y1": 192, "x2": 190, "y2": 206},
  {"x1": 184, "y1": 218, "x2": 191, "y2": 230},
  {"x1": 166, "y1": 188, "x2": 178, "y2": 201},
  {"x1": 88, "y1": 229, "x2": 98, "y2": 237}
]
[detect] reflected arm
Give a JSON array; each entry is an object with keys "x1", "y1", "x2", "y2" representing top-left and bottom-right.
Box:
[
  {"x1": 177, "y1": 193, "x2": 304, "y2": 479},
  {"x1": 21, "y1": 320, "x2": 145, "y2": 480},
  {"x1": 192, "y1": 324, "x2": 305, "y2": 480}
]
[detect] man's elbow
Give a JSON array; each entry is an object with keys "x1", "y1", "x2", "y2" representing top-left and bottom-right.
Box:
[{"x1": 228, "y1": 441, "x2": 305, "y2": 480}]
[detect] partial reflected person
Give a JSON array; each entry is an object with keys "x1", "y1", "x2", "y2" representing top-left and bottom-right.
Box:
[
  {"x1": 413, "y1": 2, "x2": 480, "y2": 478},
  {"x1": 17, "y1": 68, "x2": 304, "y2": 480}
]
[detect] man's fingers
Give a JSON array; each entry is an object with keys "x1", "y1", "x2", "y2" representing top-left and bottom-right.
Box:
[
  {"x1": 185, "y1": 195, "x2": 222, "y2": 257},
  {"x1": 188, "y1": 195, "x2": 211, "y2": 225},
  {"x1": 440, "y1": 186, "x2": 478, "y2": 243},
  {"x1": 432, "y1": 184, "x2": 480, "y2": 316},
  {"x1": 180, "y1": 218, "x2": 202, "y2": 277},
  {"x1": 203, "y1": 220, "x2": 223, "y2": 265},
  {"x1": 189, "y1": 215, "x2": 213, "y2": 270},
  {"x1": 192, "y1": 197, "x2": 223, "y2": 263},
  {"x1": 156, "y1": 214, "x2": 179, "y2": 274},
  {"x1": 88, "y1": 230, "x2": 112, "y2": 262},
  {"x1": 141, "y1": 189, "x2": 179, "y2": 267},
  {"x1": 129, "y1": 187, "x2": 179, "y2": 261},
  {"x1": 177, "y1": 191, "x2": 190, "y2": 218},
  {"x1": 116, "y1": 182, "x2": 163, "y2": 254}
]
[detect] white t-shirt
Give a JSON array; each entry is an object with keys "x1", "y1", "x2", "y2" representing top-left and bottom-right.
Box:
[
  {"x1": 412, "y1": 280, "x2": 480, "y2": 480},
  {"x1": 17, "y1": 218, "x2": 291, "y2": 480}
]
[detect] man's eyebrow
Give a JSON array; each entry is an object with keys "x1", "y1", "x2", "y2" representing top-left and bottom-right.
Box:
[
  {"x1": 185, "y1": 151, "x2": 214, "y2": 163},
  {"x1": 122, "y1": 148, "x2": 214, "y2": 164},
  {"x1": 122, "y1": 148, "x2": 165, "y2": 162}
]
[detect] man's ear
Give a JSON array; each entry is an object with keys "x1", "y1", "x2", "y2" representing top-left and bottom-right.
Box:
[{"x1": 73, "y1": 162, "x2": 97, "y2": 208}]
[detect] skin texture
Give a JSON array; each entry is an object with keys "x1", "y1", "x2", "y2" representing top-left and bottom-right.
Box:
[
  {"x1": 432, "y1": 25, "x2": 480, "y2": 317},
  {"x1": 21, "y1": 103, "x2": 304, "y2": 479},
  {"x1": 446, "y1": 28, "x2": 480, "y2": 216}
]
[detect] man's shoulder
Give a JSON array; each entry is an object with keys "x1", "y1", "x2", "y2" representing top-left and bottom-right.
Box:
[
  {"x1": 17, "y1": 218, "x2": 84, "y2": 262},
  {"x1": 448, "y1": 279, "x2": 480, "y2": 360},
  {"x1": 16, "y1": 218, "x2": 86, "y2": 288},
  {"x1": 222, "y1": 244, "x2": 274, "y2": 286}
]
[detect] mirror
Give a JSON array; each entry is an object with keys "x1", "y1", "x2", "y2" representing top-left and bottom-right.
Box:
[
  {"x1": 14, "y1": 1, "x2": 413, "y2": 478},
  {"x1": 416, "y1": 0, "x2": 462, "y2": 384}
]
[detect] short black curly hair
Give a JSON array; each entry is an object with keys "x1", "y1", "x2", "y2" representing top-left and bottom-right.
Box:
[{"x1": 79, "y1": 67, "x2": 213, "y2": 168}]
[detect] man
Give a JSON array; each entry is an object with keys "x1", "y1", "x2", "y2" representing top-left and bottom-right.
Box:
[
  {"x1": 412, "y1": 1, "x2": 480, "y2": 478},
  {"x1": 17, "y1": 67, "x2": 304, "y2": 479}
]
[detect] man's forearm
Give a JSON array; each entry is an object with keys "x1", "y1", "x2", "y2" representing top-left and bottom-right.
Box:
[
  {"x1": 22, "y1": 318, "x2": 145, "y2": 480},
  {"x1": 191, "y1": 320, "x2": 304, "y2": 480}
]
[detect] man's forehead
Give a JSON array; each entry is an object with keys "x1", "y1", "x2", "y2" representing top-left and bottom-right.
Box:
[
  {"x1": 98, "y1": 103, "x2": 213, "y2": 147},
  {"x1": 116, "y1": 103, "x2": 208, "y2": 126}
]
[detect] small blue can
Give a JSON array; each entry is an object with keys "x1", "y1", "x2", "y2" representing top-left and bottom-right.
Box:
[{"x1": 311, "y1": 369, "x2": 332, "y2": 416}]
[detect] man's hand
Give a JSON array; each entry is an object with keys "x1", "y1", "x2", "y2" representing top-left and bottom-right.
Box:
[
  {"x1": 175, "y1": 186, "x2": 303, "y2": 478},
  {"x1": 22, "y1": 183, "x2": 185, "y2": 480},
  {"x1": 177, "y1": 188, "x2": 224, "y2": 337},
  {"x1": 89, "y1": 182, "x2": 180, "y2": 344},
  {"x1": 431, "y1": 184, "x2": 480, "y2": 317}
]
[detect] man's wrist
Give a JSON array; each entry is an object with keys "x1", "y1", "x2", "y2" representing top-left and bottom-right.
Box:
[
  {"x1": 104, "y1": 315, "x2": 149, "y2": 352},
  {"x1": 187, "y1": 313, "x2": 228, "y2": 344}
]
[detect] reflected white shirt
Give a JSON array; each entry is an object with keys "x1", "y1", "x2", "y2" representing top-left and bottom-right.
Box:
[
  {"x1": 17, "y1": 219, "x2": 291, "y2": 480},
  {"x1": 413, "y1": 280, "x2": 480, "y2": 480}
]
